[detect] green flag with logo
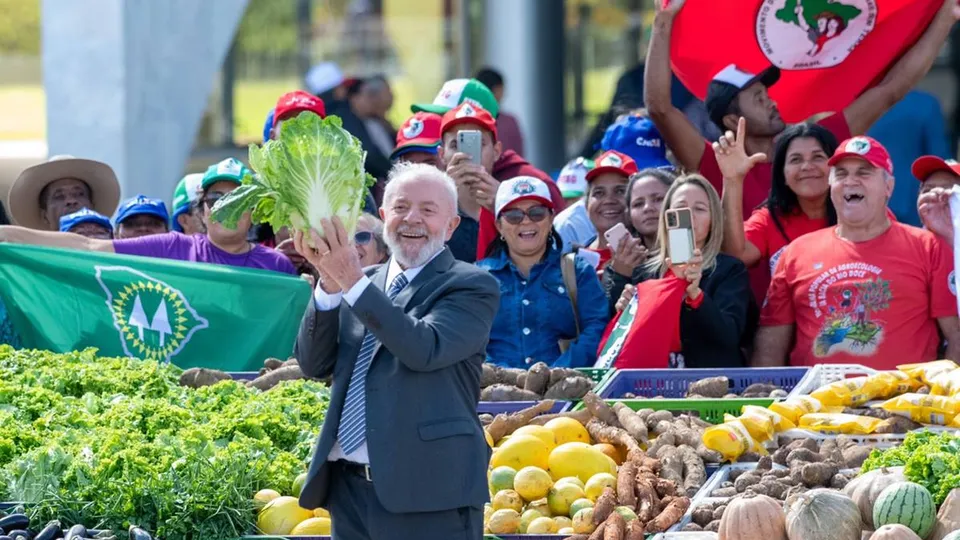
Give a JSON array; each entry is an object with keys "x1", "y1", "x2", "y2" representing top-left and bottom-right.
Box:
[{"x1": 0, "y1": 244, "x2": 310, "y2": 371}]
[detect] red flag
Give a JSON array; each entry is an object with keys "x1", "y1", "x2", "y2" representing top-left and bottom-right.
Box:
[{"x1": 668, "y1": 0, "x2": 942, "y2": 123}]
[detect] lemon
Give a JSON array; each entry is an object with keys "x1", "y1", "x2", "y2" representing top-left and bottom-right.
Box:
[
  {"x1": 527, "y1": 516, "x2": 559, "y2": 534},
  {"x1": 289, "y1": 517, "x2": 332, "y2": 534},
  {"x1": 513, "y1": 466, "x2": 553, "y2": 501},
  {"x1": 547, "y1": 482, "x2": 585, "y2": 516},
  {"x1": 490, "y1": 434, "x2": 551, "y2": 471},
  {"x1": 573, "y1": 508, "x2": 596, "y2": 534},
  {"x1": 491, "y1": 489, "x2": 524, "y2": 513},
  {"x1": 487, "y1": 509, "x2": 521, "y2": 534},
  {"x1": 585, "y1": 472, "x2": 617, "y2": 501},
  {"x1": 544, "y1": 417, "x2": 590, "y2": 445},
  {"x1": 257, "y1": 496, "x2": 314, "y2": 535},
  {"x1": 488, "y1": 466, "x2": 517, "y2": 494},
  {"x1": 253, "y1": 489, "x2": 281, "y2": 510},
  {"x1": 512, "y1": 425, "x2": 558, "y2": 451}
]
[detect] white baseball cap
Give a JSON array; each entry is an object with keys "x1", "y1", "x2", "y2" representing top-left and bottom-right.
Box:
[
  {"x1": 305, "y1": 62, "x2": 345, "y2": 96},
  {"x1": 494, "y1": 176, "x2": 554, "y2": 219}
]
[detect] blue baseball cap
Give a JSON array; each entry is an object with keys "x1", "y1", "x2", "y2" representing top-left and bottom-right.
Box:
[
  {"x1": 59, "y1": 207, "x2": 112, "y2": 233},
  {"x1": 601, "y1": 115, "x2": 672, "y2": 169},
  {"x1": 114, "y1": 195, "x2": 170, "y2": 227},
  {"x1": 263, "y1": 109, "x2": 275, "y2": 143}
]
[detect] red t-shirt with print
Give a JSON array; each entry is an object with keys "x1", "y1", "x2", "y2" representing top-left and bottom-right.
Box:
[
  {"x1": 760, "y1": 222, "x2": 957, "y2": 370},
  {"x1": 745, "y1": 207, "x2": 828, "y2": 301},
  {"x1": 698, "y1": 113, "x2": 853, "y2": 216}
]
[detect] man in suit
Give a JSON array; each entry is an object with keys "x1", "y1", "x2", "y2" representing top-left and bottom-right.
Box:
[{"x1": 292, "y1": 162, "x2": 500, "y2": 540}]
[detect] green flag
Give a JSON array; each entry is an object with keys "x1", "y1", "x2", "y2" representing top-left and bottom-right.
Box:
[{"x1": 0, "y1": 244, "x2": 310, "y2": 371}]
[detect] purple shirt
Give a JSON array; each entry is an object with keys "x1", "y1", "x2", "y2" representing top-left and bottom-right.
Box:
[{"x1": 113, "y1": 232, "x2": 297, "y2": 275}]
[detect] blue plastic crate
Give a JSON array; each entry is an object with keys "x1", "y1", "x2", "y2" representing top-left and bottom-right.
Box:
[
  {"x1": 477, "y1": 400, "x2": 571, "y2": 415},
  {"x1": 599, "y1": 367, "x2": 809, "y2": 399},
  {"x1": 229, "y1": 371, "x2": 260, "y2": 381}
]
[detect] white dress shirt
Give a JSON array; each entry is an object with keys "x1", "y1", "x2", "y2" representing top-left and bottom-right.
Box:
[{"x1": 314, "y1": 251, "x2": 441, "y2": 464}]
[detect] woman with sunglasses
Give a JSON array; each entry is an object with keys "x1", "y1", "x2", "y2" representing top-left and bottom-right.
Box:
[
  {"x1": 354, "y1": 213, "x2": 390, "y2": 267},
  {"x1": 478, "y1": 176, "x2": 610, "y2": 368}
]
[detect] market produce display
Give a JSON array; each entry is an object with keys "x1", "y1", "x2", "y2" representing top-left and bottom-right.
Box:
[
  {"x1": 0, "y1": 508, "x2": 151, "y2": 539},
  {"x1": 0, "y1": 346, "x2": 328, "y2": 540},
  {"x1": 179, "y1": 357, "x2": 309, "y2": 391},
  {"x1": 618, "y1": 376, "x2": 789, "y2": 399},
  {"x1": 480, "y1": 363, "x2": 595, "y2": 401}
]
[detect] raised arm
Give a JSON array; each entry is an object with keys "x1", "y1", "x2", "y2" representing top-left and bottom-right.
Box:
[
  {"x1": 843, "y1": 0, "x2": 960, "y2": 135},
  {"x1": 0, "y1": 225, "x2": 114, "y2": 252},
  {"x1": 714, "y1": 118, "x2": 766, "y2": 265},
  {"x1": 644, "y1": 0, "x2": 707, "y2": 171}
]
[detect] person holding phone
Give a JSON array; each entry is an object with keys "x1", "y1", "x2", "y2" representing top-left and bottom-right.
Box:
[
  {"x1": 478, "y1": 177, "x2": 609, "y2": 368},
  {"x1": 580, "y1": 150, "x2": 637, "y2": 274},
  {"x1": 609, "y1": 174, "x2": 753, "y2": 368},
  {"x1": 606, "y1": 168, "x2": 677, "y2": 284}
]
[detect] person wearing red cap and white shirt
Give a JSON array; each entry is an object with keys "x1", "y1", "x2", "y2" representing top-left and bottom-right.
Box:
[
  {"x1": 270, "y1": 90, "x2": 326, "y2": 139},
  {"x1": 390, "y1": 112, "x2": 442, "y2": 168},
  {"x1": 577, "y1": 150, "x2": 638, "y2": 273},
  {"x1": 437, "y1": 103, "x2": 564, "y2": 263},
  {"x1": 754, "y1": 136, "x2": 960, "y2": 369}
]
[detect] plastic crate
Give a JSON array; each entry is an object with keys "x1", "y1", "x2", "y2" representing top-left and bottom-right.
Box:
[
  {"x1": 786, "y1": 363, "x2": 877, "y2": 399},
  {"x1": 239, "y1": 537, "x2": 331, "y2": 540},
  {"x1": 477, "y1": 400, "x2": 571, "y2": 415},
  {"x1": 229, "y1": 371, "x2": 259, "y2": 381},
  {"x1": 574, "y1": 396, "x2": 775, "y2": 425},
  {"x1": 600, "y1": 368, "x2": 809, "y2": 400}
]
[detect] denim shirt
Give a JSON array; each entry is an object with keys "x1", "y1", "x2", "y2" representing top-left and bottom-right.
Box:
[{"x1": 478, "y1": 247, "x2": 610, "y2": 368}]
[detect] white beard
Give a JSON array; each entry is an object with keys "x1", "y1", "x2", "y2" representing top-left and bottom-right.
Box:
[{"x1": 384, "y1": 229, "x2": 446, "y2": 269}]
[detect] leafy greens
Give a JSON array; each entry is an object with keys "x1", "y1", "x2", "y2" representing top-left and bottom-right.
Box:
[
  {"x1": 211, "y1": 112, "x2": 374, "y2": 237},
  {"x1": 861, "y1": 429, "x2": 960, "y2": 504}
]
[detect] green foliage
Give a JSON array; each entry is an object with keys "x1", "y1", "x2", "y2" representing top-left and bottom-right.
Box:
[
  {"x1": 0, "y1": 345, "x2": 328, "y2": 539},
  {"x1": 861, "y1": 430, "x2": 960, "y2": 505},
  {"x1": 211, "y1": 112, "x2": 374, "y2": 238},
  {"x1": 0, "y1": 0, "x2": 40, "y2": 54}
]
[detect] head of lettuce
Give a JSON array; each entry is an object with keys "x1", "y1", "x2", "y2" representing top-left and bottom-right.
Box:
[{"x1": 210, "y1": 112, "x2": 374, "y2": 242}]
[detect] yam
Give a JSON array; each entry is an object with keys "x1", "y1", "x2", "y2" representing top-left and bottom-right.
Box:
[
  {"x1": 874, "y1": 416, "x2": 923, "y2": 434},
  {"x1": 681, "y1": 522, "x2": 703, "y2": 532},
  {"x1": 603, "y1": 512, "x2": 626, "y2": 540},
  {"x1": 480, "y1": 363, "x2": 499, "y2": 387},
  {"x1": 756, "y1": 455, "x2": 773, "y2": 471},
  {"x1": 645, "y1": 496, "x2": 690, "y2": 533},
  {"x1": 635, "y1": 408, "x2": 656, "y2": 424},
  {"x1": 770, "y1": 389, "x2": 788, "y2": 398},
  {"x1": 263, "y1": 357, "x2": 284, "y2": 370},
  {"x1": 586, "y1": 419, "x2": 644, "y2": 457},
  {"x1": 712, "y1": 504, "x2": 726, "y2": 521},
  {"x1": 742, "y1": 382, "x2": 779, "y2": 397},
  {"x1": 587, "y1": 523, "x2": 607, "y2": 540},
  {"x1": 786, "y1": 448, "x2": 823, "y2": 466},
  {"x1": 593, "y1": 487, "x2": 617, "y2": 524},
  {"x1": 549, "y1": 367, "x2": 583, "y2": 386},
  {"x1": 711, "y1": 487, "x2": 737, "y2": 497},
  {"x1": 480, "y1": 384, "x2": 540, "y2": 402},
  {"x1": 523, "y1": 362, "x2": 551, "y2": 395},
  {"x1": 617, "y1": 459, "x2": 638, "y2": 508},
  {"x1": 762, "y1": 479, "x2": 789, "y2": 500},
  {"x1": 692, "y1": 505, "x2": 715, "y2": 526},
  {"x1": 739, "y1": 452, "x2": 761, "y2": 462},
  {"x1": 655, "y1": 478, "x2": 679, "y2": 498},
  {"x1": 645, "y1": 410, "x2": 674, "y2": 428},
  {"x1": 635, "y1": 470, "x2": 659, "y2": 522},
  {"x1": 704, "y1": 519, "x2": 721, "y2": 532},
  {"x1": 178, "y1": 367, "x2": 231, "y2": 388},
  {"x1": 583, "y1": 392, "x2": 621, "y2": 427},
  {"x1": 686, "y1": 376, "x2": 729, "y2": 398},
  {"x1": 624, "y1": 521, "x2": 645, "y2": 540},
  {"x1": 612, "y1": 402, "x2": 649, "y2": 443},
  {"x1": 499, "y1": 367, "x2": 526, "y2": 386},
  {"x1": 485, "y1": 400, "x2": 555, "y2": 442},
  {"x1": 645, "y1": 432, "x2": 676, "y2": 457},
  {"x1": 842, "y1": 445, "x2": 873, "y2": 469},
  {"x1": 246, "y1": 365, "x2": 302, "y2": 391},
  {"x1": 734, "y1": 473, "x2": 761, "y2": 493},
  {"x1": 281, "y1": 357, "x2": 298, "y2": 367},
  {"x1": 800, "y1": 462, "x2": 838, "y2": 487},
  {"x1": 830, "y1": 473, "x2": 851, "y2": 490},
  {"x1": 527, "y1": 408, "x2": 593, "y2": 426},
  {"x1": 697, "y1": 443, "x2": 723, "y2": 463},
  {"x1": 544, "y1": 376, "x2": 594, "y2": 400},
  {"x1": 657, "y1": 446, "x2": 684, "y2": 486},
  {"x1": 679, "y1": 444, "x2": 706, "y2": 496}
]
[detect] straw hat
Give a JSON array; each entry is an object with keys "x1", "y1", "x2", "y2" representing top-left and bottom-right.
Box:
[{"x1": 8, "y1": 154, "x2": 120, "y2": 230}]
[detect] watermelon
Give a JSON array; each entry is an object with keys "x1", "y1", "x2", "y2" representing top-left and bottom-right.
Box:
[{"x1": 873, "y1": 482, "x2": 936, "y2": 539}]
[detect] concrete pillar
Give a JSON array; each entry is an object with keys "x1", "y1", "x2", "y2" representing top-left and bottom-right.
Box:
[
  {"x1": 41, "y1": 0, "x2": 249, "y2": 202},
  {"x1": 483, "y1": 0, "x2": 566, "y2": 174}
]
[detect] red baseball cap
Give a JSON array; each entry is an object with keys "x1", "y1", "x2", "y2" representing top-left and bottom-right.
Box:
[
  {"x1": 912, "y1": 155, "x2": 960, "y2": 182},
  {"x1": 586, "y1": 150, "x2": 639, "y2": 182},
  {"x1": 440, "y1": 103, "x2": 498, "y2": 140},
  {"x1": 827, "y1": 136, "x2": 893, "y2": 175},
  {"x1": 273, "y1": 90, "x2": 326, "y2": 126},
  {"x1": 392, "y1": 112, "x2": 442, "y2": 158}
]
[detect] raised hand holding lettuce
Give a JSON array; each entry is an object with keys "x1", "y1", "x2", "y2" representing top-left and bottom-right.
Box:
[{"x1": 211, "y1": 112, "x2": 375, "y2": 239}]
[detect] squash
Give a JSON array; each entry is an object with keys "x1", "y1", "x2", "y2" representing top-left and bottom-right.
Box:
[
  {"x1": 933, "y1": 489, "x2": 960, "y2": 540},
  {"x1": 717, "y1": 492, "x2": 787, "y2": 540},
  {"x1": 844, "y1": 466, "x2": 906, "y2": 529},
  {"x1": 870, "y1": 524, "x2": 922, "y2": 540},
  {"x1": 785, "y1": 488, "x2": 861, "y2": 540}
]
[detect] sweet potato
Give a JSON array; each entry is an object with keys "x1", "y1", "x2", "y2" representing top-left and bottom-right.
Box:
[
  {"x1": 246, "y1": 365, "x2": 303, "y2": 391},
  {"x1": 617, "y1": 459, "x2": 638, "y2": 508},
  {"x1": 544, "y1": 376, "x2": 594, "y2": 399},
  {"x1": 603, "y1": 511, "x2": 626, "y2": 540},
  {"x1": 686, "y1": 377, "x2": 729, "y2": 398},
  {"x1": 179, "y1": 367, "x2": 231, "y2": 388},
  {"x1": 679, "y1": 444, "x2": 706, "y2": 496},
  {"x1": 523, "y1": 362, "x2": 551, "y2": 395},
  {"x1": 480, "y1": 384, "x2": 540, "y2": 402},
  {"x1": 645, "y1": 496, "x2": 690, "y2": 533},
  {"x1": 612, "y1": 402, "x2": 648, "y2": 444},
  {"x1": 593, "y1": 487, "x2": 617, "y2": 524},
  {"x1": 527, "y1": 409, "x2": 593, "y2": 426},
  {"x1": 655, "y1": 478, "x2": 678, "y2": 498},
  {"x1": 583, "y1": 392, "x2": 621, "y2": 427},
  {"x1": 624, "y1": 521, "x2": 645, "y2": 540},
  {"x1": 586, "y1": 419, "x2": 643, "y2": 457},
  {"x1": 486, "y1": 400, "x2": 555, "y2": 442},
  {"x1": 587, "y1": 523, "x2": 607, "y2": 540}
]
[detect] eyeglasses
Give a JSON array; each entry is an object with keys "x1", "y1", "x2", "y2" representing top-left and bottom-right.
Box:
[
  {"x1": 203, "y1": 192, "x2": 226, "y2": 208},
  {"x1": 354, "y1": 231, "x2": 373, "y2": 245},
  {"x1": 500, "y1": 205, "x2": 551, "y2": 225}
]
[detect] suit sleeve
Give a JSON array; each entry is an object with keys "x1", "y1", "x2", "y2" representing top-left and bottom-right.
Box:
[
  {"x1": 295, "y1": 298, "x2": 342, "y2": 379},
  {"x1": 556, "y1": 263, "x2": 612, "y2": 368},
  {"x1": 680, "y1": 259, "x2": 750, "y2": 350},
  {"x1": 348, "y1": 269, "x2": 501, "y2": 372}
]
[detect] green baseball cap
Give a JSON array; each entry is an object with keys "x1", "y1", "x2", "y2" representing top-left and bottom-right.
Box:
[
  {"x1": 411, "y1": 78, "x2": 500, "y2": 118},
  {"x1": 201, "y1": 158, "x2": 250, "y2": 190},
  {"x1": 172, "y1": 173, "x2": 204, "y2": 214}
]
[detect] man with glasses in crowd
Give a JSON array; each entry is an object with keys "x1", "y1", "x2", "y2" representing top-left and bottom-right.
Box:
[{"x1": 0, "y1": 158, "x2": 296, "y2": 275}]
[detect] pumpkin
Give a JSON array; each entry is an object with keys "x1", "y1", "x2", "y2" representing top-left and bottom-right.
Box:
[
  {"x1": 785, "y1": 488, "x2": 861, "y2": 540},
  {"x1": 930, "y1": 490, "x2": 960, "y2": 540},
  {"x1": 844, "y1": 466, "x2": 907, "y2": 529},
  {"x1": 717, "y1": 492, "x2": 787, "y2": 540},
  {"x1": 869, "y1": 524, "x2": 922, "y2": 540}
]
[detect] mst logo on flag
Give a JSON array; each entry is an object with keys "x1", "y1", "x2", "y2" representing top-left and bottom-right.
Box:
[
  {"x1": 96, "y1": 266, "x2": 208, "y2": 362},
  {"x1": 757, "y1": 0, "x2": 877, "y2": 69}
]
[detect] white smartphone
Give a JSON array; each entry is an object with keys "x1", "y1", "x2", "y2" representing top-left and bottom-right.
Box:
[
  {"x1": 666, "y1": 208, "x2": 695, "y2": 264},
  {"x1": 457, "y1": 130, "x2": 483, "y2": 165},
  {"x1": 604, "y1": 222, "x2": 630, "y2": 252}
]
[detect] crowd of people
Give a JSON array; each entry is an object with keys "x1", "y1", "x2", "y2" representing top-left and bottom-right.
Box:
[{"x1": 3, "y1": 0, "x2": 960, "y2": 374}]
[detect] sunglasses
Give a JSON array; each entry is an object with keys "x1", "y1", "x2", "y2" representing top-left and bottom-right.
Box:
[
  {"x1": 500, "y1": 205, "x2": 551, "y2": 225},
  {"x1": 354, "y1": 231, "x2": 373, "y2": 245}
]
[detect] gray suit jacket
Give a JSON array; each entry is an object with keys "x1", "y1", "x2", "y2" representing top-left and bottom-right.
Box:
[{"x1": 296, "y1": 248, "x2": 500, "y2": 513}]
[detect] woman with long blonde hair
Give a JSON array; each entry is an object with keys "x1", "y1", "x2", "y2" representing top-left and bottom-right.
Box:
[{"x1": 605, "y1": 174, "x2": 754, "y2": 368}]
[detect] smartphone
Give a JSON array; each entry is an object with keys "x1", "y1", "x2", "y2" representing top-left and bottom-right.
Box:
[
  {"x1": 604, "y1": 222, "x2": 630, "y2": 252},
  {"x1": 457, "y1": 130, "x2": 483, "y2": 165},
  {"x1": 665, "y1": 208, "x2": 695, "y2": 264}
]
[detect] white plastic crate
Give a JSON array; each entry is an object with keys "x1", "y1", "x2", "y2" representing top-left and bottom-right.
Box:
[
  {"x1": 773, "y1": 428, "x2": 905, "y2": 448},
  {"x1": 652, "y1": 533, "x2": 718, "y2": 540},
  {"x1": 786, "y1": 363, "x2": 877, "y2": 399}
]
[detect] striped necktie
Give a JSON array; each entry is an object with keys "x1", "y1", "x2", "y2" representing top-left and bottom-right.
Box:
[{"x1": 337, "y1": 272, "x2": 409, "y2": 455}]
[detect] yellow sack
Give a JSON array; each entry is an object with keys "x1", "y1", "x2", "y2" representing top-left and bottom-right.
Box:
[
  {"x1": 769, "y1": 396, "x2": 824, "y2": 425},
  {"x1": 876, "y1": 393, "x2": 960, "y2": 425},
  {"x1": 810, "y1": 376, "x2": 886, "y2": 407},
  {"x1": 742, "y1": 404, "x2": 796, "y2": 433},
  {"x1": 869, "y1": 371, "x2": 922, "y2": 399},
  {"x1": 898, "y1": 360, "x2": 959, "y2": 385},
  {"x1": 930, "y1": 369, "x2": 960, "y2": 397},
  {"x1": 798, "y1": 413, "x2": 881, "y2": 435},
  {"x1": 723, "y1": 411, "x2": 774, "y2": 443},
  {"x1": 702, "y1": 418, "x2": 764, "y2": 463}
]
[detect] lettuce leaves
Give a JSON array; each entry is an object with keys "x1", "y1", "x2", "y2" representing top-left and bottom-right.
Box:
[{"x1": 212, "y1": 112, "x2": 374, "y2": 237}]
